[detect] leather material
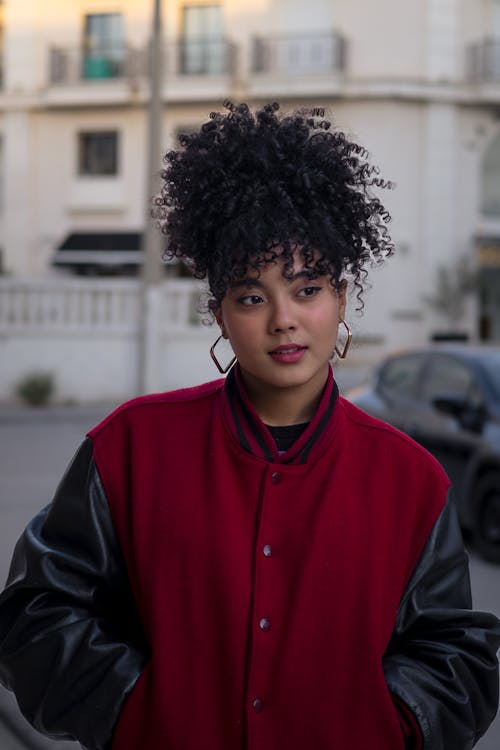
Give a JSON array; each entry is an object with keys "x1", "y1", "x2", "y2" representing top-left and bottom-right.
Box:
[
  {"x1": 0, "y1": 414, "x2": 499, "y2": 749},
  {"x1": 384, "y1": 489, "x2": 500, "y2": 750},
  {"x1": 0, "y1": 439, "x2": 149, "y2": 750}
]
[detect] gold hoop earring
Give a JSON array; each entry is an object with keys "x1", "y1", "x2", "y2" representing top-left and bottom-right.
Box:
[
  {"x1": 210, "y1": 335, "x2": 237, "y2": 374},
  {"x1": 334, "y1": 320, "x2": 352, "y2": 359}
]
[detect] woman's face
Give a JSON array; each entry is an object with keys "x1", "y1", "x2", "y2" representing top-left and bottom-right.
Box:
[{"x1": 214, "y1": 251, "x2": 346, "y2": 410}]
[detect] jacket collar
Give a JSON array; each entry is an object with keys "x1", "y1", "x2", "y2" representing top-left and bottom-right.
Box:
[{"x1": 220, "y1": 363, "x2": 339, "y2": 465}]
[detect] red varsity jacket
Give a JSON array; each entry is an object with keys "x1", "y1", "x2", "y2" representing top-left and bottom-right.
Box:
[
  {"x1": 1, "y1": 366, "x2": 499, "y2": 750},
  {"x1": 90, "y1": 369, "x2": 444, "y2": 750}
]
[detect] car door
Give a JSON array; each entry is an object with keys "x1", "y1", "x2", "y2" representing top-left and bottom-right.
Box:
[
  {"x1": 373, "y1": 352, "x2": 427, "y2": 429},
  {"x1": 408, "y1": 353, "x2": 486, "y2": 500}
]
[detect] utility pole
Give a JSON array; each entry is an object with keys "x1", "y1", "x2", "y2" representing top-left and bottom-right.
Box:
[{"x1": 139, "y1": 0, "x2": 165, "y2": 394}]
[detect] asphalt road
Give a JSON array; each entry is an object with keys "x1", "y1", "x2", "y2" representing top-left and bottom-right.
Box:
[{"x1": 0, "y1": 392, "x2": 499, "y2": 749}]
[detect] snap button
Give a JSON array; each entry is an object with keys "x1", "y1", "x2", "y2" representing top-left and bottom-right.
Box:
[
  {"x1": 263, "y1": 544, "x2": 272, "y2": 557},
  {"x1": 271, "y1": 471, "x2": 281, "y2": 484},
  {"x1": 253, "y1": 698, "x2": 264, "y2": 713},
  {"x1": 259, "y1": 617, "x2": 271, "y2": 631}
]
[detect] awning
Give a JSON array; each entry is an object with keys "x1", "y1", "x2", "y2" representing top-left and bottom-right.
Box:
[{"x1": 53, "y1": 232, "x2": 143, "y2": 267}]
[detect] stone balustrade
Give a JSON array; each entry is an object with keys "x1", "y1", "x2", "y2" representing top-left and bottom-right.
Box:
[{"x1": 0, "y1": 277, "x2": 216, "y2": 403}]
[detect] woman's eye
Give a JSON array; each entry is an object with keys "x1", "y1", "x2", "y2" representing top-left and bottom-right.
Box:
[
  {"x1": 239, "y1": 294, "x2": 263, "y2": 306},
  {"x1": 298, "y1": 286, "x2": 321, "y2": 298}
]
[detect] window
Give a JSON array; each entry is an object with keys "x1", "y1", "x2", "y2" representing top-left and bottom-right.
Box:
[
  {"x1": 78, "y1": 131, "x2": 119, "y2": 176},
  {"x1": 481, "y1": 132, "x2": 500, "y2": 217},
  {"x1": 481, "y1": 351, "x2": 500, "y2": 400},
  {"x1": 82, "y1": 13, "x2": 125, "y2": 79},
  {"x1": 420, "y1": 356, "x2": 472, "y2": 403},
  {"x1": 378, "y1": 354, "x2": 423, "y2": 399},
  {"x1": 180, "y1": 4, "x2": 226, "y2": 74}
]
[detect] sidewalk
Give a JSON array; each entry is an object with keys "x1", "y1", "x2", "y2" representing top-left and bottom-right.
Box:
[
  {"x1": 0, "y1": 363, "x2": 372, "y2": 421},
  {"x1": 0, "y1": 402, "x2": 119, "y2": 424}
]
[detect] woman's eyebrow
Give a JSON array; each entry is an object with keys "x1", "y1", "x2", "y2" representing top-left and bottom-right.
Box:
[
  {"x1": 229, "y1": 278, "x2": 264, "y2": 290},
  {"x1": 289, "y1": 270, "x2": 318, "y2": 281},
  {"x1": 229, "y1": 270, "x2": 317, "y2": 290}
]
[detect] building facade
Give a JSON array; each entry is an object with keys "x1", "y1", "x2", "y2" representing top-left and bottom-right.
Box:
[{"x1": 1, "y1": 0, "x2": 500, "y2": 357}]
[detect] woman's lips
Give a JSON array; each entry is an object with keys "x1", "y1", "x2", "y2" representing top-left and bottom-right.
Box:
[{"x1": 268, "y1": 345, "x2": 307, "y2": 364}]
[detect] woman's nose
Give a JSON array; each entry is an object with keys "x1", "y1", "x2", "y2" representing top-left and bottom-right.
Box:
[{"x1": 269, "y1": 302, "x2": 297, "y2": 333}]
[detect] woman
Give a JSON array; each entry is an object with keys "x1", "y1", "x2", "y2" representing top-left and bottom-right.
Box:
[{"x1": 0, "y1": 102, "x2": 499, "y2": 750}]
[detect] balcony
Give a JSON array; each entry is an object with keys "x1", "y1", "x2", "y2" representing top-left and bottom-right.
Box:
[
  {"x1": 466, "y1": 38, "x2": 500, "y2": 82},
  {"x1": 44, "y1": 38, "x2": 237, "y2": 107},
  {"x1": 177, "y1": 37, "x2": 236, "y2": 76},
  {"x1": 50, "y1": 40, "x2": 237, "y2": 84},
  {"x1": 44, "y1": 31, "x2": 353, "y2": 104},
  {"x1": 253, "y1": 31, "x2": 345, "y2": 75},
  {"x1": 49, "y1": 45, "x2": 147, "y2": 87},
  {"x1": 250, "y1": 31, "x2": 346, "y2": 98}
]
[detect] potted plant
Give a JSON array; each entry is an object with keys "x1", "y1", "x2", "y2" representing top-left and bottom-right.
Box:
[
  {"x1": 424, "y1": 254, "x2": 478, "y2": 342},
  {"x1": 16, "y1": 372, "x2": 55, "y2": 407}
]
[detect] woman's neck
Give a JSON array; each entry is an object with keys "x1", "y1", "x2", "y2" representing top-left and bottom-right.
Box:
[{"x1": 239, "y1": 368, "x2": 328, "y2": 426}]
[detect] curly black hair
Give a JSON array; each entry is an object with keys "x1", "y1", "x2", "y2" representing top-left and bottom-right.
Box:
[{"x1": 154, "y1": 101, "x2": 394, "y2": 308}]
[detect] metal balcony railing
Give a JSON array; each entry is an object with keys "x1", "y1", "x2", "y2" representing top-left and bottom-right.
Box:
[
  {"x1": 466, "y1": 38, "x2": 500, "y2": 82},
  {"x1": 177, "y1": 37, "x2": 236, "y2": 75},
  {"x1": 48, "y1": 38, "x2": 237, "y2": 86},
  {"x1": 49, "y1": 45, "x2": 152, "y2": 85},
  {"x1": 252, "y1": 31, "x2": 346, "y2": 75}
]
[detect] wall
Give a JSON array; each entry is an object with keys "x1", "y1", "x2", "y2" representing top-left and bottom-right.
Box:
[
  {"x1": 337, "y1": 0, "x2": 424, "y2": 80},
  {"x1": 0, "y1": 277, "x2": 219, "y2": 403},
  {"x1": 0, "y1": 276, "x2": 390, "y2": 405}
]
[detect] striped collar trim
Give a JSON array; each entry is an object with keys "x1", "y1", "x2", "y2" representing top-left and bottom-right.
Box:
[{"x1": 221, "y1": 364, "x2": 339, "y2": 465}]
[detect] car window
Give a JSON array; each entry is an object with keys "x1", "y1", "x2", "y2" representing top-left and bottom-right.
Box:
[
  {"x1": 420, "y1": 355, "x2": 472, "y2": 403},
  {"x1": 468, "y1": 382, "x2": 485, "y2": 410},
  {"x1": 478, "y1": 352, "x2": 500, "y2": 401},
  {"x1": 378, "y1": 354, "x2": 423, "y2": 398}
]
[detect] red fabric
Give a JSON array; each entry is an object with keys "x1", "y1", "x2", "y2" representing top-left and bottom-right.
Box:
[{"x1": 88, "y1": 373, "x2": 448, "y2": 750}]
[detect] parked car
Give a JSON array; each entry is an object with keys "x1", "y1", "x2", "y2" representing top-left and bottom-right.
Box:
[{"x1": 344, "y1": 345, "x2": 500, "y2": 562}]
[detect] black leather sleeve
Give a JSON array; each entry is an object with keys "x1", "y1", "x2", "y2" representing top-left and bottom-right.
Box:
[
  {"x1": 0, "y1": 438, "x2": 149, "y2": 750},
  {"x1": 383, "y1": 490, "x2": 500, "y2": 750}
]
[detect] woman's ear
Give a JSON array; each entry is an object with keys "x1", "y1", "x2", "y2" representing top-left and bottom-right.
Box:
[{"x1": 211, "y1": 301, "x2": 228, "y2": 339}]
